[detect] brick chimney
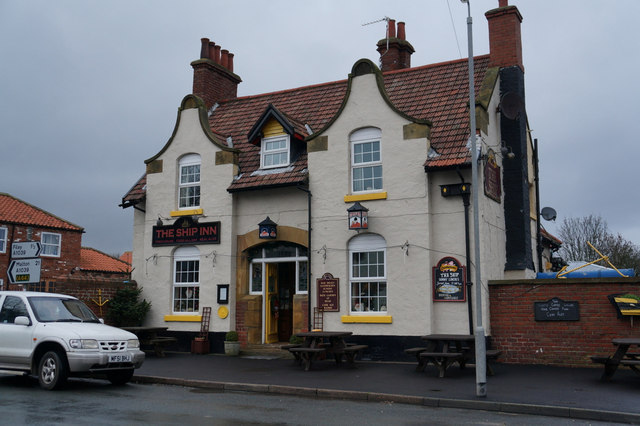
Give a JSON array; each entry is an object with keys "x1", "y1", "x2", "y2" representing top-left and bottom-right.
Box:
[
  {"x1": 485, "y1": 0, "x2": 523, "y2": 71},
  {"x1": 376, "y1": 19, "x2": 415, "y2": 72},
  {"x1": 191, "y1": 38, "x2": 242, "y2": 109}
]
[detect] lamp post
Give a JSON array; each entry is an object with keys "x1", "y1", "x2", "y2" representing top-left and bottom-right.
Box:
[{"x1": 461, "y1": 0, "x2": 487, "y2": 397}]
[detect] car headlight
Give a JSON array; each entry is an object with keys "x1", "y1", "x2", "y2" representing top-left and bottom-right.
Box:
[
  {"x1": 127, "y1": 339, "x2": 140, "y2": 349},
  {"x1": 69, "y1": 339, "x2": 99, "y2": 349}
]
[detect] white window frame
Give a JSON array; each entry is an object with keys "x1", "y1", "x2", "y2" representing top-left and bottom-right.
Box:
[
  {"x1": 260, "y1": 135, "x2": 290, "y2": 169},
  {"x1": 41, "y1": 232, "x2": 61, "y2": 257},
  {"x1": 349, "y1": 234, "x2": 387, "y2": 314},
  {"x1": 0, "y1": 227, "x2": 7, "y2": 253},
  {"x1": 351, "y1": 128, "x2": 383, "y2": 194},
  {"x1": 249, "y1": 246, "x2": 308, "y2": 295},
  {"x1": 178, "y1": 154, "x2": 201, "y2": 209},
  {"x1": 172, "y1": 246, "x2": 200, "y2": 313}
]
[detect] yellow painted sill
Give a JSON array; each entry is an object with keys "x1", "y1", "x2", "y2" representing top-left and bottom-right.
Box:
[
  {"x1": 164, "y1": 315, "x2": 202, "y2": 322},
  {"x1": 344, "y1": 192, "x2": 387, "y2": 203},
  {"x1": 341, "y1": 315, "x2": 392, "y2": 324},
  {"x1": 170, "y1": 208, "x2": 203, "y2": 217}
]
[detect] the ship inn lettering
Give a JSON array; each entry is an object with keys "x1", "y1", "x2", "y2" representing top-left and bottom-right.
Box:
[
  {"x1": 153, "y1": 216, "x2": 220, "y2": 246},
  {"x1": 433, "y1": 256, "x2": 466, "y2": 302}
]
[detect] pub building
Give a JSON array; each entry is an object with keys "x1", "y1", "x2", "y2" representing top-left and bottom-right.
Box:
[{"x1": 121, "y1": 1, "x2": 547, "y2": 357}]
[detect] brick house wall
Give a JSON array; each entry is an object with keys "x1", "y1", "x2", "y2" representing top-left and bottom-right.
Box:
[{"x1": 489, "y1": 277, "x2": 640, "y2": 367}]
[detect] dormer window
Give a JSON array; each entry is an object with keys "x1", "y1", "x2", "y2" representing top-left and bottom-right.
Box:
[{"x1": 261, "y1": 135, "x2": 290, "y2": 169}]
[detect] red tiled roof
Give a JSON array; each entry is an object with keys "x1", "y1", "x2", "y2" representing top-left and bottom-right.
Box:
[
  {"x1": 120, "y1": 251, "x2": 132, "y2": 265},
  {"x1": 0, "y1": 192, "x2": 83, "y2": 231},
  {"x1": 123, "y1": 55, "x2": 490, "y2": 200},
  {"x1": 120, "y1": 174, "x2": 146, "y2": 207},
  {"x1": 80, "y1": 247, "x2": 131, "y2": 273}
]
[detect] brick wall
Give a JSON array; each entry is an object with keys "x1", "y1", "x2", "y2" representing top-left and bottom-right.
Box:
[{"x1": 489, "y1": 277, "x2": 640, "y2": 367}]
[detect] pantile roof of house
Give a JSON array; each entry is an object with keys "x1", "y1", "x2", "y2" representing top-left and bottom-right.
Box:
[
  {"x1": 0, "y1": 192, "x2": 83, "y2": 232},
  {"x1": 123, "y1": 55, "x2": 490, "y2": 202},
  {"x1": 80, "y1": 247, "x2": 131, "y2": 273}
]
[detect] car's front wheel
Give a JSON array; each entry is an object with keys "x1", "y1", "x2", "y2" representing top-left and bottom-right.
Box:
[
  {"x1": 38, "y1": 350, "x2": 68, "y2": 390},
  {"x1": 106, "y1": 369, "x2": 134, "y2": 386}
]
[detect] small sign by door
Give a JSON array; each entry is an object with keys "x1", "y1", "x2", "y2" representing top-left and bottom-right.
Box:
[{"x1": 317, "y1": 273, "x2": 339, "y2": 312}]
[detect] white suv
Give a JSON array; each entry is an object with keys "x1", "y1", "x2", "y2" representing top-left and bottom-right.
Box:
[{"x1": 0, "y1": 291, "x2": 145, "y2": 390}]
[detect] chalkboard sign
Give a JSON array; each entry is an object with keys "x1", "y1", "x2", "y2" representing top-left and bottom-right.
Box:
[
  {"x1": 433, "y1": 257, "x2": 466, "y2": 302},
  {"x1": 534, "y1": 298, "x2": 579, "y2": 321}
]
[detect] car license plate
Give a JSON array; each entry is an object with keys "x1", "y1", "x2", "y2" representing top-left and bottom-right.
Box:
[{"x1": 109, "y1": 354, "x2": 132, "y2": 363}]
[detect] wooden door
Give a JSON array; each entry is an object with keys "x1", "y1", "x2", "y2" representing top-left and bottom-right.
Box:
[{"x1": 265, "y1": 264, "x2": 278, "y2": 343}]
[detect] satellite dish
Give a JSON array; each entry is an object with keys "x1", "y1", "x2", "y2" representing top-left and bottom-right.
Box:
[
  {"x1": 541, "y1": 207, "x2": 557, "y2": 221},
  {"x1": 499, "y1": 92, "x2": 524, "y2": 120}
]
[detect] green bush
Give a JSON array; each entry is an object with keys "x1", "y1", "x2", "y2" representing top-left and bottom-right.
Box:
[
  {"x1": 289, "y1": 335, "x2": 303, "y2": 344},
  {"x1": 107, "y1": 286, "x2": 151, "y2": 327},
  {"x1": 225, "y1": 331, "x2": 238, "y2": 341}
]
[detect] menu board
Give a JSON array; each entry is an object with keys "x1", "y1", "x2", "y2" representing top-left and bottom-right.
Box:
[
  {"x1": 534, "y1": 298, "x2": 579, "y2": 321},
  {"x1": 433, "y1": 257, "x2": 466, "y2": 302},
  {"x1": 317, "y1": 273, "x2": 339, "y2": 312}
]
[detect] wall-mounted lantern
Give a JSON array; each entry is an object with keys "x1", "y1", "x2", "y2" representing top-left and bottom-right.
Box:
[
  {"x1": 258, "y1": 216, "x2": 277, "y2": 239},
  {"x1": 347, "y1": 202, "x2": 368, "y2": 230}
]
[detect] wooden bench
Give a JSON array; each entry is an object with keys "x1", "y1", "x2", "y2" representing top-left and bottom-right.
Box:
[
  {"x1": 340, "y1": 344, "x2": 368, "y2": 366},
  {"x1": 280, "y1": 344, "x2": 302, "y2": 363},
  {"x1": 486, "y1": 349, "x2": 502, "y2": 376},
  {"x1": 288, "y1": 347, "x2": 326, "y2": 371},
  {"x1": 146, "y1": 336, "x2": 177, "y2": 357},
  {"x1": 419, "y1": 352, "x2": 466, "y2": 378},
  {"x1": 404, "y1": 347, "x2": 429, "y2": 371}
]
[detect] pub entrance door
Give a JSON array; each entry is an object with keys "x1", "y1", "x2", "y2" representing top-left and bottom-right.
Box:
[{"x1": 264, "y1": 262, "x2": 296, "y2": 343}]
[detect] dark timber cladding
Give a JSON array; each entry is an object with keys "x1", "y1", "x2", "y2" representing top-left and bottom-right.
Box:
[{"x1": 501, "y1": 65, "x2": 533, "y2": 271}]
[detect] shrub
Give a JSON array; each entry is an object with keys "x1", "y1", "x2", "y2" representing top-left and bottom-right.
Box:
[
  {"x1": 225, "y1": 331, "x2": 238, "y2": 341},
  {"x1": 107, "y1": 286, "x2": 151, "y2": 327},
  {"x1": 289, "y1": 335, "x2": 303, "y2": 344}
]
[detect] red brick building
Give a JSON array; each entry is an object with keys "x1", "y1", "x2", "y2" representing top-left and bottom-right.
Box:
[{"x1": 0, "y1": 192, "x2": 130, "y2": 295}]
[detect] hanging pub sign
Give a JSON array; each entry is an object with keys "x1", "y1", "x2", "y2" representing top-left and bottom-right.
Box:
[
  {"x1": 317, "y1": 273, "x2": 339, "y2": 312},
  {"x1": 152, "y1": 216, "x2": 220, "y2": 246},
  {"x1": 433, "y1": 257, "x2": 466, "y2": 302},
  {"x1": 258, "y1": 216, "x2": 277, "y2": 239},
  {"x1": 484, "y1": 150, "x2": 501, "y2": 203},
  {"x1": 347, "y1": 202, "x2": 368, "y2": 230}
]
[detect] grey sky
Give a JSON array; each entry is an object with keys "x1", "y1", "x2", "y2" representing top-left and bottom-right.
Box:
[{"x1": 1, "y1": 1, "x2": 639, "y2": 256}]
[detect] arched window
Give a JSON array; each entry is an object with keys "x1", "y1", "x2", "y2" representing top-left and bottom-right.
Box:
[
  {"x1": 178, "y1": 154, "x2": 201, "y2": 209},
  {"x1": 350, "y1": 128, "x2": 383, "y2": 193},
  {"x1": 349, "y1": 234, "x2": 387, "y2": 313},
  {"x1": 173, "y1": 246, "x2": 200, "y2": 313}
]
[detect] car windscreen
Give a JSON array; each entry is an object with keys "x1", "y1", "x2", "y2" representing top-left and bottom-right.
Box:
[{"x1": 29, "y1": 297, "x2": 100, "y2": 323}]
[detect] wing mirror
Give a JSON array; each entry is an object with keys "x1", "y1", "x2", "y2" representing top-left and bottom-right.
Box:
[{"x1": 14, "y1": 316, "x2": 31, "y2": 326}]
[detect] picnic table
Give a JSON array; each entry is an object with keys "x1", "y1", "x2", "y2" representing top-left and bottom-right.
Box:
[
  {"x1": 122, "y1": 326, "x2": 176, "y2": 357},
  {"x1": 283, "y1": 331, "x2": 368, "y2": 371},
  {"x1": 591, "y1": 337, "x2": 640, "y2": 380},
  {"x1": 405, "y1": 334, "x2": 501, "y2": 378}
]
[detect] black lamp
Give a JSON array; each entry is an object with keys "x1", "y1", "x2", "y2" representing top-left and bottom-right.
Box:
[
  {"x1": 258, "y1": 216, "x2": 277, "y2": 239},
  {"x1": 347, "y1": 202, "x2": 368, "y2": 230}
]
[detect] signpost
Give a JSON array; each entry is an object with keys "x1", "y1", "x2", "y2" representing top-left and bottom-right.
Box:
[
  {"x1": 8, "y1": 258, "x2": 42, "y2": 284},
  {"x1": 8, "y1": 242, "x2": 43, "y2": 284},
  {"x1": 11, "y1": 242, "x2": 42, "y2": 259}
]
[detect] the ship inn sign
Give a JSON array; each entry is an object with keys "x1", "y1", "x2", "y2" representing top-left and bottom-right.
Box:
[{"x1": 152, "y1": 216, "x2": 220, "y2": 246}]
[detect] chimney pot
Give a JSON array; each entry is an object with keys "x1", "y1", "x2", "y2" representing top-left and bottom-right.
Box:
[
  {"x1": 221, "y1": 49, "x2": 229, "y2": 69},
  {"x1": 228, "y1": 53, "x2": 234, "y2": 73},
  {"x1": 213, "y1": 45, "x2": 221, "y2": 64},
  {"x1": 200, "y1": 38, "x2": 210, "y2": 59},
  {"x1": 388, "y1": 19, "x2": 396, "y2": 38},
  {"x1": 499, "y1": 0, "x2": 508, "y2": 7},
  {"x1": 397, "y1": 22, "x2": 406, "y2": 40},
  {"x1": 208, "y1": 41, "x2": 216, "y2": 61}
]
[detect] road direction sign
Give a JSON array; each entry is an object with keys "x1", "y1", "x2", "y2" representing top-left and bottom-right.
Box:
[
  {"x1": 7, "y1": 258, "x2": 42, "y2": 284},
  {"x1": 11, "y1": 242, "x2": 42, "y2": 259}
]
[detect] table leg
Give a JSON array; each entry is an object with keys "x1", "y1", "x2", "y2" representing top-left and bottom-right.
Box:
[{"x1": 602, "y1": 344, "x2": 629, "y2": 381}]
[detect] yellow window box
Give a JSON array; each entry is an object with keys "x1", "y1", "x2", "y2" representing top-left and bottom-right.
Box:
[
  {"x1": 164, "y1": 315, "x2": 202, "y2": 322},
  {"x1": 341, "y1": 315, "x2": 392, "y2": 324}
]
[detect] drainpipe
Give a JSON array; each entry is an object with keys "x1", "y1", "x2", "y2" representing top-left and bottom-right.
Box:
[
  {"x1": 534, "y1": 138, "x2": 543, "y2": 272},
  {"x1": 456, "y1": 170, "x2": 474, "y2": 335},
  {"x1": 297, "y1": 185, "x2": 312, "y2": 331}
]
